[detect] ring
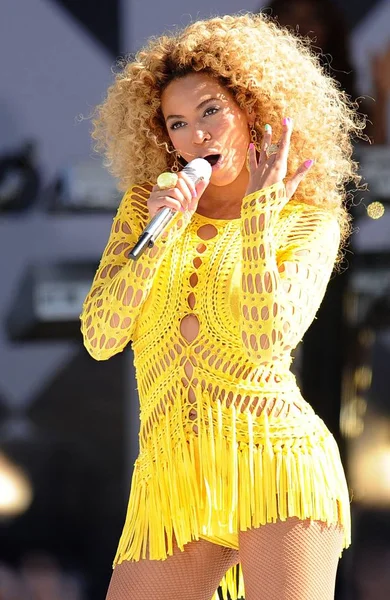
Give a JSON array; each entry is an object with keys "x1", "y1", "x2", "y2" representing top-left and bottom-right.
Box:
[
  {"x1": 157, "y1": 172, "x2": 179, "y2": 190},
  {"x1": 266, "y1": 143, "x2": 280, "y2": 158}
]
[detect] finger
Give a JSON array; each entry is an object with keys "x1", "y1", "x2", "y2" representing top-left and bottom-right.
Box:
[
  {"x1": 178, "y1": 171, "x2": 197, "y2": 200},
  {"x1": 277, "y1": 117, "x2": 293, "y2": 164},
  {"x1": 247, "y1": 142, "x2": 258, "y2": 176},
  {"x1": 154, "y1": 186, "x2": 186, "y2": 212},
  {"x1": 188, "y1": 177, "x2": 209, "y2": 211},
  {"x1": 166, "y1": 186, "x2": 186, "y2": 204},
  {"x1": 259, "y1": 123, "x2": 272, "y2": 165},
  {"x1": 150, "y1": 194, "x2": 183, "y2": 215},
  {"x1": 285, "y1": 159, "x2": 314, "y2": 199},
  {"x1": 175, "y1": 175, "x2": 193, "y2": 210}
]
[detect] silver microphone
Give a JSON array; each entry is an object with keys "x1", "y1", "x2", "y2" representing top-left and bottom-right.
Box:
[{"x1": 128, "y1": 158, "x2": 212, "y2": 260}]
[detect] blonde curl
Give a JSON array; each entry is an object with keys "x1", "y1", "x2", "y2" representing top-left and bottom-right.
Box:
[{"x1": 91, "y1": 13, "x2": 366, "y2": 248}]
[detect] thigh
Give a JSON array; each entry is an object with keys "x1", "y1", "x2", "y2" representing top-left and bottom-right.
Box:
[
  {"x1": 239, "y1": 517, "x2": 344, "y2": 600},
  {"x1": 106, "y1": 537, "x2": 239, "y2": 600}
]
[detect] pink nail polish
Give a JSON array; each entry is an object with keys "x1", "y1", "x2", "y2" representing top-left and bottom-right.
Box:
[
  {"x1": 249, "y1": 143, "x2": 255, "y2": 150},
  {"x1": 304, "y1": 159, "x2": 314, "y2": 168},
  {"x1": 283, "y1": 117, "x2": 290, "y2": 126}
]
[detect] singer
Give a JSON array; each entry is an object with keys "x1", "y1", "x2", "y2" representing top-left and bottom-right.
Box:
[{"x1": 80, "y1": 13, "x2": 365, "y2": 600}]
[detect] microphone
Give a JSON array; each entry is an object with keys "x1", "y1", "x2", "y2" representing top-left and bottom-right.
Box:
[{"x1": 128, "y1": 158, "x2": 212, "y2": 261}]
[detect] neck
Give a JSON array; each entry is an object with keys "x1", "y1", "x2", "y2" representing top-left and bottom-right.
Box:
[{"x1": 196, "y1": 167, "x2": 250, "y2": 219}]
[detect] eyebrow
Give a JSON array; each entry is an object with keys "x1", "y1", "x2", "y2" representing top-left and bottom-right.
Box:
[{"x1": 165, "y1": 97, "x2": 220, "y2": 122}]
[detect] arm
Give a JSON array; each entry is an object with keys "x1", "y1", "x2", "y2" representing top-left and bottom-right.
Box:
[
  {"x1": 239, "y1": 181, "x2": 340, "y2": 365},
  {"x1": 80, "y1": 183, "x2": 189, "y2": 360}
]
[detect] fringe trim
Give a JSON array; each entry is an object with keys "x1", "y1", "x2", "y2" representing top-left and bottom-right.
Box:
[{"x1": 113, "y1": 392, "x2": 351, "y2": 600}]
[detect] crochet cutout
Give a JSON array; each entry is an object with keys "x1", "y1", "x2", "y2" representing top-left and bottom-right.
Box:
[
  {"x1": 82, "y1": 184, "x2": 190, "y2": 355},
  {"x1": 181, "y1": 223, "x2": 220, "y2": 433},
  {"x1": 81, "y1": 181, "x2": 341, "y2": 440},
  {"x1": 80, "y1": 181, "x2": 351, "y2": 600}
]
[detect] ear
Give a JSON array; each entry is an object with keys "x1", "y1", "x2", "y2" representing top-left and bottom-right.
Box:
[{"x1": 245, "y1": 107, "x2": 256, "y2": 127}]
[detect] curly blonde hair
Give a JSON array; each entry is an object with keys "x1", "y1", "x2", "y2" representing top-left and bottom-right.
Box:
[{"x1": 92, "y1": 13, "x2": 365, "y2": 243}]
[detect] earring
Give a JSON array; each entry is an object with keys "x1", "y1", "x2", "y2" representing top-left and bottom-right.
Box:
[
  {"x1": 171, "y1": 152, "x2": 180, "y2": 173},
  {"x1": 247, "y1": 125, "x2": 259, "y2": 171},
  {"x1": 250, "y1": 125, "x2": 260, "y2": 151}
]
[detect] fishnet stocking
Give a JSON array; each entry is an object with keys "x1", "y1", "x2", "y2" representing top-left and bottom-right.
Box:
[
  {"x1": 106, "y1": 537, "x2": 238, "y2": 600},
  {"x1": 239, "y1": 517, "x2": 344, "y2": 600}
]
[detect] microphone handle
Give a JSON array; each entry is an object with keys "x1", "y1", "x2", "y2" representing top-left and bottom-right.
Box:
[
  {"x1": 128, "y1": 166, "x2": 208, "y2": 261},
  {"x1": 128, "y1": 206, "x2": 175, "y2": 261},
  {"x1": 128, "y1": 161, "x2": 211, "y2": 261}
]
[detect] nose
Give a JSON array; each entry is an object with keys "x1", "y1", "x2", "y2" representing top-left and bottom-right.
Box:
[{"x1": 192, "y1": 127, "x2": 211, "y2": 144}]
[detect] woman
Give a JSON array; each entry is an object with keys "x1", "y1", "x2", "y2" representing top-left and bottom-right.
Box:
[{"x1": 80, "y1": 13, "x2": 364, "y2": 600}]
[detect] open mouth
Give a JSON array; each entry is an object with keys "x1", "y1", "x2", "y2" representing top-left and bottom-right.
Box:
[{"x1": 203, "y1": 154, "x2": 221, "y2": 166}]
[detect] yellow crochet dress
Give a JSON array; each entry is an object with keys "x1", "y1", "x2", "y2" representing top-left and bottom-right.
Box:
[{"x1": 80, "y1": 181, "x2": 351, "y2": 600}]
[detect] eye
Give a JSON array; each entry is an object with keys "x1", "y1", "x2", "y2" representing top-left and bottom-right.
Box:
[
  {"x1": 204, "y1": 106, "x2": 219, "y2": 117},
  {"x1": 170, "y1": 121, "x2": 186, "y2": 131},
  {"x1": 169, "y1": 106, "x2": 219, "y2": 131}
]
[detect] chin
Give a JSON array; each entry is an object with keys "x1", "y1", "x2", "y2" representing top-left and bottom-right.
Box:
[
  {"x1": 210, "y1": 165, "x2": 246, "y2": 187},
  {"x1": 210, "y1": 176, "x2": 236, "y2": 187}
]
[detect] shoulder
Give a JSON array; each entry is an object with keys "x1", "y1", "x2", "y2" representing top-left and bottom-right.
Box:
[
  {"x1": 118, "y1": 182, "x2": 153, "y2": 228},
  {"x1": 123, "y1": 182, "x2": 153, "y2": 206},
  {"x1": 281, "y1": 200, "x2": 339, "y2": 231},
  {"x1": 277, "y1": 201, "x2": 340, "y2": 251}
]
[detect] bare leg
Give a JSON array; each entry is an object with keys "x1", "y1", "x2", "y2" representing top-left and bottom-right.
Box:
[
  {"x1": 239, "y1": 517, "x2": 344, "y2": 600},
  {"x1": 106, "y1": 537, "x2": 239, "y2": 600}
]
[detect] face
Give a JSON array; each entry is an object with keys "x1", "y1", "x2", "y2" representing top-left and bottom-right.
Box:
[{"x1": 161, "y1": 72, "x2": 252, "y2": 187}]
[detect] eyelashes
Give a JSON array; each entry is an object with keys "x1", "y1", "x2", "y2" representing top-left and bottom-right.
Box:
[{"x1": 170, "y1": 106, "x2": 220, "y2": 131}]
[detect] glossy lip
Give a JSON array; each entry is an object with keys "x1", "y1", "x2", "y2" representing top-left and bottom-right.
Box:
[{"x1": 199, "y1": 150, "x2": 221, "y2": 159}]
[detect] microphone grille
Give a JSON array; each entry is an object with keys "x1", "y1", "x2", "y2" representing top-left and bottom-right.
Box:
[{"x1": 182, "y1": 158, "x2": 212, "y2": 184}]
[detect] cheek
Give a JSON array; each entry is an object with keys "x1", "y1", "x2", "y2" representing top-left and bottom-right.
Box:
[
  {"x1": 167, "y1": 129, "x2": 179, "y2": 147},
  {"x1": 238, "y1": 125, "x2": 250, "y2": 148},
  {"x1": 222, "y1": 113, "x2": 250, "y2": 145},
  {"x1": 168, "y1": 128, "x2": 192, "y2": 152}
]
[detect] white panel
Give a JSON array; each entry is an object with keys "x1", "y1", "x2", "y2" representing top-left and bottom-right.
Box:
[
  {"x1": 0, "y1": 0, "x2": 115, "y2": 405},
  {"x1": 0, "y1": 0, "x2": 113, "y2": 183}
]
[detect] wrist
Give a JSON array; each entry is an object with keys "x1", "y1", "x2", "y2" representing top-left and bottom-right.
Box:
[{"x1": 242, "y1": 181, "x2": 287, "y2": 214}]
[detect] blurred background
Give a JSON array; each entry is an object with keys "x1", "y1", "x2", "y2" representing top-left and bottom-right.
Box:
[{"x1": 0, "y1": 0, "x2": 389, "y2": 598}]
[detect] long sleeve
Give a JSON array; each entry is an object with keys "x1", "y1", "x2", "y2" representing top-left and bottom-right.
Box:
[
  {"x1": 239, "y1": 181, "x2": 340, "y2": 365},
  {"x1": 80, "y1": 183, "x2": 191, "y2": 360}
]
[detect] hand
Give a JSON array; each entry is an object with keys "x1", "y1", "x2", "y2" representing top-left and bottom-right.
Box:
[
  {"x1": 246, "y1": 117, "x2": 314, "y2": 200},
  {"x1": 148, "y1": 171, "x2": 208, "y2": 219}
]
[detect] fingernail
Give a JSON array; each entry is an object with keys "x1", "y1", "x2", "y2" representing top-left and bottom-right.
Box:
[
  {"x1": 180, "y1": 206, "x2": 186, "y2": 212},
  {"x1": 304, "y1": 159, "x2": 314, "y2": 168},
  {"x1": 264, "y1": 124, "x2": 272, "y2": 132},
  {"x1": 283, "y1": 117, "x2": 290, "y2": 126},
  {"x1": 192, "y1": 189, "x2": 197, "y2": 198},
  {"x1": 249, "y1": 142, "x2": 255, "y2": 150}
]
